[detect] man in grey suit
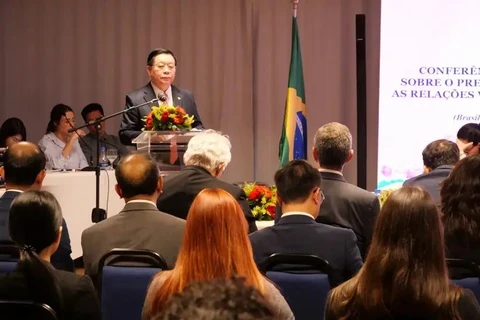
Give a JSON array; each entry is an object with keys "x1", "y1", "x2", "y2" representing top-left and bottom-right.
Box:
[
  {"x1": 81, "y1": 153, "x2": 185, "y2": 283},
  {"x1": 403, "y1": 139, "x2": 459, "y2": 206},
  {"x1": 119, "y1": 48, "x2": 203, "y2": 145}
]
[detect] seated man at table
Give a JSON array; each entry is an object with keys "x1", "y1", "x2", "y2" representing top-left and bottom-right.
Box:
[
  {"x1": 80, "y1": 103, "x2": 129, "y2": 166},
  {"x1": 156, "y1": 130, "x2": 257, "y2": 233},
  {"x1": 249, "y1": 160, "x2": 362, "y2": 287},
  {"x1": 81, "y1": 153, "x2": 185, "y2": 284},
  {"x1": 0, "y1": 142, "x2": 74, "y2": 271}
]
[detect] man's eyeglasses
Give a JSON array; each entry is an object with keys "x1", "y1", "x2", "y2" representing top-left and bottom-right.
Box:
[{"x1": 314, "y1": 188, "x2": 325, "y2": 202}]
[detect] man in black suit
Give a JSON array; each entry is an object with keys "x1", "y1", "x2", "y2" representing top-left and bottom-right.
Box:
[
  {"x1": 82, "y1": 153, "x2": 185, "y2": 284},
  {"x1": 119, "y1": 48, "x2": 203, "y2": 145},
  {"x1": 0, "y1": 142, "x2": 74, "y2": 271},
  {"x1": 250, "y1": 160, "x2": 362, "y2": 287},
  {"x1": 275, "y1": 123, "x2": 379, "y2": 259},
  {"x1": 403, "y1": 139, "x2": 459, "y2": 206},
  {"x1": 157, "y1": 131, "x2": 257, "y2": 233}
]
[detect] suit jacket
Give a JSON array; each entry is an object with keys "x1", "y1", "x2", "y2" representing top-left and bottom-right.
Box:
[
  {"x1": 249, "y1": 214, "x2": 363, "y2": 287},
  {"x1": 156, "y1": 166, "x2": 258, "y2": 233},
  {"x1": 403, "y1": 165, "x2": 453, "y2": 206},
  {"x1": 119, "y1": 83, "x2": 203, "y2": 145},
  {"x1": 79, "y1": 132, "x2": 129, "y2": 166},
  {"x1": 0, "y1": 263, "x2": 101, "y2": 320},
  {"x1": 276, "y1": 172, "x2": 380, "y2": 258},
  {"x1": 0, "y1": 190, "x2": 74, "y2": 272},
  {"x1": 81, "y1": 201, "x2": 185, "y2": 284}
]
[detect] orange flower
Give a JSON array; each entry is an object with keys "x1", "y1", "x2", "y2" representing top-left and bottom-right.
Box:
[
  {"x1": 145, "y1": 113, "x2": 154, "y2": 129},
  {"x1": 175, "y1": 106, "x2": 186, "y2": 115},
  {"x1": 161, "y1": 111, "x2": 169, "y2": 122},
  {"x1": 173, "y1": 114, "x2": 184, "y2": 124}
]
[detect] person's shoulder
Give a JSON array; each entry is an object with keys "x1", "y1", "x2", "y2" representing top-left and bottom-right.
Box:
[
  {"x1": 337, "y1": 181, "x2": 376, "y2": 201},
  {"x1": 38, "y1": 133, "x2": 54, "y2": 144},
  {"x1": 150, "y1": 210, "x2": 186, "y2": 226},
  {"x1": 172, "y1": 85, "x2": 193, "y2": 96},
  {"x1": 127, "y1": 83, "x2": 152, "y2": 97},
  {"x1": 54, "y1": 269, "x2": 94, "y2": 289}
]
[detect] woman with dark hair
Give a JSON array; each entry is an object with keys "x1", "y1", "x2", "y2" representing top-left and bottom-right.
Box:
[
  {"x1": 0, "y1": 190, "x2": 100, "y2": 319},
  {"x1": 456, "y1": 123, "x2": 480, "y2": 158},
  {"x1": 325, "y1": 187, "x2": 480, "y2": 320},
  {"x1": 142, "y1": 188, "x2": 293, "y2": 320},
  {"x1": 38, "y1": 104, "x2": 88, "y2": 170},
  {"x1": 441, "y1": 155, "x2": 480, "y2": 278},
  {"x1": 0, "y1": 117, "x2": 26, "y2": 148}
]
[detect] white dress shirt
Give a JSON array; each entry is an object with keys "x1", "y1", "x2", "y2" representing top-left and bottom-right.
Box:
[
  {"x1": 151, "y1": 83, "x2": 174, "y2": 106},
  {"x1": 281, "y1": 211, "x2": 315, "y2": 219}
]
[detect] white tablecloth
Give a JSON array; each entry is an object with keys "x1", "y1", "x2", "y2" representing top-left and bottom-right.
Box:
[{"x1": 0, "y1": 170, "x2": 125, "y2": 259}]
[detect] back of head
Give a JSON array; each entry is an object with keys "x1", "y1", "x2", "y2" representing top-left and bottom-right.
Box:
[
  {"x1": 149, "y1": 189, "x2": 263, "y2": 315},
  {"x1": 422, "y1": 139, "x2": 459, "y2": 170},
  {"x1": 441, "y1": 154, "x2": 480, "y2": 247},
  {"x1": 313, "y1": 122, "x2": 352, "y2": 170},
  {"x1": 115, "y1": 153, "x2": 159, "y2": 199},
  {"x1": 183, "y1": 130, "x2": 232, "y2": 172},
  {"x1": 81, "y1": 103, "x2": 104, "y2": 122},
  {"x1": 156, "y1": 277, "x2": 274, "y2": 320},
  {"x1": 274, "y1": 159, "x2": 321, "y2": 204},
  {"x1": 0, "y1": 117, "x2": 27, "y2": 148},
  {"x1": 329, "y1": 187, "x2": 460, "y2": 319},
  {"x1": 46, "y1": 103, "x2": 73, "y2": 133},
  {"x1": 4, "y1": 142, "x2": 46, "y2": 187},
  {"x1": 9, "y1": 190, "x2": 63, "y2": 313},
  {"x1": 457, "y1": 123, "x2": 480, "y2": 145}
]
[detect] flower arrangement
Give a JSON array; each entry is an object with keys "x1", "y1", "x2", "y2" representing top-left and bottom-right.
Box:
[
  {"x1": 243, "y1": 182, "x2": 277, "y2": 221},
  {"x1": 143, "y1": 105, "x2": 195, "y2": 131},
  {"x1": 378, "y1": 189, "x2": 393, "y2": 207}
]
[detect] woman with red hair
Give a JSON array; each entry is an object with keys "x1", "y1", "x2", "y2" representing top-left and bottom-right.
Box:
[{"x1": 142, "y1": 188, "x2": 293, "y2": 320}]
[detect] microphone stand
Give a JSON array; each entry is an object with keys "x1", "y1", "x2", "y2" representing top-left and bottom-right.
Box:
[{"x1": 68, "y1": 97, "x2": 161, "y2": 223}]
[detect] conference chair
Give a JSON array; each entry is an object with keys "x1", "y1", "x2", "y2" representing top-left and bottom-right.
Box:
[
  {"x1": 0, "y1": 241, "x2": 19, "y2": 273},
  {"x1": 98, "y1": 249, "x2": 168, "y2": 320},
  {"x1": 260, "y1": 253, "x2": 333, "y2": 320},
  {"x1": 0, "y1": 300, "x2": 57, "y2": 320},
  {"x1": 447, "y1": 258, "x2": 480, "y2": 301}
]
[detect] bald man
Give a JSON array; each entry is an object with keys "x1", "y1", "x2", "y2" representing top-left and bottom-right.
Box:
[
  {"x1": 81, "y1": 153, "x2": 185, "y2": 284},
  {"x1": 0, "y1": 142, "x2": 74, "y2": 271}
]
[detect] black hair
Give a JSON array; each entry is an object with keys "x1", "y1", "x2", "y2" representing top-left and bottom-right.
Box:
[
  {"x1": 274, "y1": 159, "x2": 322, "y2": 204},
  {"x1": 9, "y1": 190, "x2": 64, "y2": 314},
  {"x1": 0, "y1": 118, "x2": 27, "y2": 148},
  {"x1": 457, "y1": 123, "x2": 480, "y2": 146},
  {"x1": 422, "y1": 139, "x2": 459, "y2": 170},
  {"x1": 46, "y1": 104, "x2": 73, "y2": 133},
  {"x1": 4, "y1": 144, "x2": 46, "y2": 186},
  {"x1": 147, "y1": 48, "x2": 177, "y2": 66},
  {"x1": 81, "y1": 103, "x2": 104, "y2": 122},
  {"x1": 115, "y1": 154, "x2": 159, "y2": 198},
  {"x1": 157, "y1": 276, "x2": 274, "y2": 320}
]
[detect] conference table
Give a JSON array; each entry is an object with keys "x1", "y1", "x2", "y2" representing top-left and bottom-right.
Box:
[{"x1": 0, "y1": 171, "x2": 273, "y2": 260}]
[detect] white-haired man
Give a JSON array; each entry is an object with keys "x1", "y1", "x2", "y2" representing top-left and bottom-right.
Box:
[{"x1": 156, "y1": 130, "x2": 257, "y2": 233}]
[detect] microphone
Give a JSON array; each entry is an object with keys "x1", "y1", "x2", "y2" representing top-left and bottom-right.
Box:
[{"x1": 158, "y1": 92, "x2": 167, "y2": 102}]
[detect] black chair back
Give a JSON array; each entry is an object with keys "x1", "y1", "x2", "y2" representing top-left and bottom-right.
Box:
[
  {"x1": 446, "y1": 258, "x2": 480, "y2": 277},
  {"x1": 0, "y1": 241, "x2": 20, "y2": 261},
  {"x1": 0, "y1": 300, "x2": 57, "y2": 320},
  {"x1": 260, "y1": 253, "x2": 332, "y2": 275}
]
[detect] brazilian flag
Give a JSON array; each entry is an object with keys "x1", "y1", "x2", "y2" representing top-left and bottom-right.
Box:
[{"x1": 278, "y1": 15, "x2": 307, "y2": 167}]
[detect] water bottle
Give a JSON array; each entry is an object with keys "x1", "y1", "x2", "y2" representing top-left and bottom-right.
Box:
[{"x1": 99, "y1": 147, "x2": 109, "y2": 168}]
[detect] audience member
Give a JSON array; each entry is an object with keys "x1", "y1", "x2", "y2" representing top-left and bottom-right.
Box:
[
  {"x1": 38, "y1": 104, "x2": 88, "y2": 170},
  {"x1": 155, "y1": 276, "x2": 275, "y2": 320},
  {"x1": 456, "y1": 123, "x2": 480, "y2": 158},
  {"x1": 81, "y1": 153, "x2": 185, "y2": 284},
  {"x1": 143, "y1": 189, "x2": 293, "y2": 320},
  {"x1": 403, "y1": 139, "x2": 459, "y2": 205},
  {"x1": 79, "y1": 103, "x2": 129, "y2": 166},
  {"x1": 0, "y1": 117, "x2": 26, "y2": 148},
  {"x1": 274, "y1": 122, "x2": 379, "y2": 258},
  {"x1": 250, "y1": 160, "x2": 362, "y2": 287},
  {"x1": 0, "y1": 190, "x2": 100, "y2": 319},
  {"x1": 156, "y1": 130, "x2": 257, "y2": 233},
  {"x1": 325, "y1": 187, "x2": 480, "y2": 320},
  {"x1": 441, "y1": 154, "x2": 480, "y2": 278},
  {"x1": 0, "y1": 142, "x2": 74, "y2": 271}
]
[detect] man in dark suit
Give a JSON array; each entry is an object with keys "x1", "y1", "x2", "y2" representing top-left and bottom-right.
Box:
[
  {"x1": 250, "y1": 160, "x2": 362, "y2": 287},
  {"x1": 81, "y1": 153, "x2": 185, "y2": 284},
  {"x1": 157, "y1": 131, "x2": 257, "y2": 233},
  {"x1": 119, "y1": 48, "x2": 203, "y2": 145},
  {"x1": 0, "y1": 142, "x2": 74, "y2": 271},
  {"x1": 403, "y1": 139, "x2": 459, "y2": 206},
  {"x1": 275, "y1": 122, "x2": 380, "y2": 258}
]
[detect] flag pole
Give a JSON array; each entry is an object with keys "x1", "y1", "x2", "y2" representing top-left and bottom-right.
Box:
[{"x1": 292, "y1": 0, "x2": 299, "y2": 18}]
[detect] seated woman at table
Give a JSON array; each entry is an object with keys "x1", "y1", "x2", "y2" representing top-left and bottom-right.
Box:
[
  {"x1": 142, "y1": 188, "x2": 293, "y2": 320},
  {"x1": 0, "y1": 117, "x2": 26, "y2": 148},
  {"x1": 38, "y1": 104, "x2": 88, "y2": 170},
  {"x1": 325, "y1": 187, "x2": 480, "y2": 320},
  {"x1": 0, "y1": 190, "x2": 100, "y2": 319}
]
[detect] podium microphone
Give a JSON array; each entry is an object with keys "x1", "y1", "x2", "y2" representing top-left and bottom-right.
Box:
[{"x1": 158, "y1": 92, "x2": 167, "y2": 102}]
